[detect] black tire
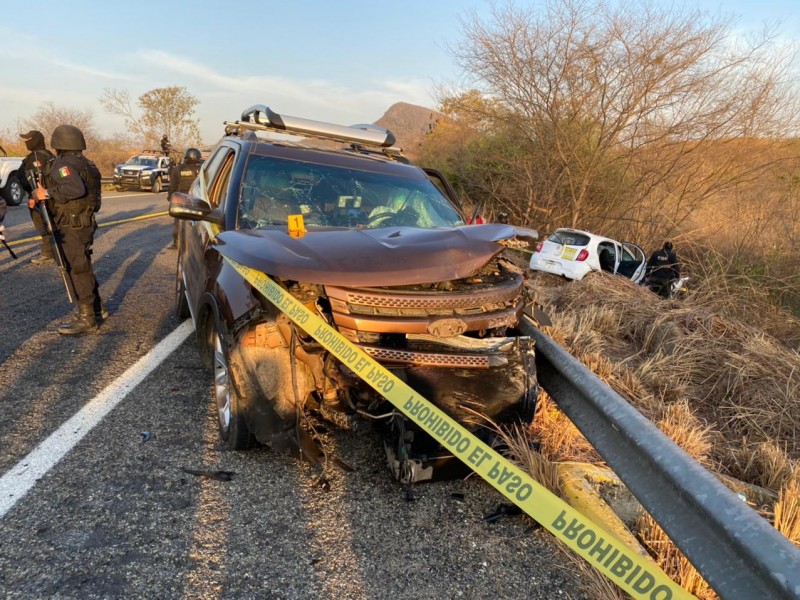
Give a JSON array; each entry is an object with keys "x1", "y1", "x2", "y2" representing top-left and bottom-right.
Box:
[
  {"x1": 151, "y1": 177, "x2": 162, "y2": 194},
  {"x1": 211, "y1": 322, "x2": 255, "y2": 450},
  {"x1": 2, "y1": 173, "x2": 24, "y2": 206},
  {"x1": 175, "y1": 255, "x2": 190, "y2": 319}
]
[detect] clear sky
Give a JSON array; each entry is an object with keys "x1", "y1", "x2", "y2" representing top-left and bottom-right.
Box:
[{"x1": 1, "y1": 0, "x2": 798, "y2": 145}]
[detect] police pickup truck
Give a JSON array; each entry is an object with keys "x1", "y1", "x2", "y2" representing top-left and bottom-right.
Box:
[
  {"x1": 0, "y1": 155, "x2": 26, "y2": 206},
  {"x1": 113, "y1": 151, "x2": 172, "y2": 193}
]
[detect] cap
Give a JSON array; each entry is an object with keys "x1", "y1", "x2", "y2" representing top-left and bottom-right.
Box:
[{"x1": 19, "y1": 130, "x2": 38, "y2": 139}]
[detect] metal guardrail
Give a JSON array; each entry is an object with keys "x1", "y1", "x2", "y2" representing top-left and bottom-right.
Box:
[{"x1": 519, "y1": 318, "x2": 800, "y2": 600}]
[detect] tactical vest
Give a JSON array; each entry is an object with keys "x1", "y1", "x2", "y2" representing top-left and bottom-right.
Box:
[{"x1": 177, "y1": 163, "x2": 201, "y2": 194}]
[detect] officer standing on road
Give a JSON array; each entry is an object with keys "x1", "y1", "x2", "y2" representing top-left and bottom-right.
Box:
[
  {"x1": 19, "y1": 131, "x2": 56, "y2": 265},
  {"x1": 166, "y1": 147, "x2": 201, "y2": 249},
  {"x1": 646, "y1": 240, "x2": 681, "y2": 299},
  {"x1": 30, "y1": 124, "x2": 104, "y2": 335},
  {"x1": 0, "y1": 190, "x2": 6, "y2": 246},
  {"x1": 0, "y1": 144, "x2": 9, "y2": 251}
]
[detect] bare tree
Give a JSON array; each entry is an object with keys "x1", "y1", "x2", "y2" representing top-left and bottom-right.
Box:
[
  {"x1": 442, "y1": 0, "x2": 800, "y2": 241},
  {"x1": 19, "y1": 102, "x2": 98, "y2": 150},
  {"x1": 101, "y1": 86, "x2": 201, "y2": 150}
]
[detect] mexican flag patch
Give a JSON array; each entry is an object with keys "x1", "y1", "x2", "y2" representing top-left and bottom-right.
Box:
[{"x1": 58, "y1": 166, "x2": 71, "y2": 178}]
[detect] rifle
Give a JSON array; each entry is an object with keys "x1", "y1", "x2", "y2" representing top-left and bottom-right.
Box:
[
  {"x1": 27, "y1": 166, "x2": 75, "y2": 303},
  {"x1": 1, "y1": 236, "x2": 17, "y2": 259}
]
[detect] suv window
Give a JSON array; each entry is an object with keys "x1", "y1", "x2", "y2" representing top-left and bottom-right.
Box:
[
  {"x1": 208, "y1": 150, "x2": 235, "y2": 208},
  {"x1": 237, "y1": 155, "x2": 464, "y2": 229},
  {"x1": 202, "y1": 147, "x2": 232, "y2": 191}
]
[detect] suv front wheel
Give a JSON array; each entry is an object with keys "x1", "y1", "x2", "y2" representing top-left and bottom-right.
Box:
[{"x1": 212, "y1": 323, "x2": 255, "y2": 450}]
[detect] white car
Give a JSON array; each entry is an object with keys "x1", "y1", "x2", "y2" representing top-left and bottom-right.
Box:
[{"x1": 529, "y1": 227, "x2": 647, "y2": 283}]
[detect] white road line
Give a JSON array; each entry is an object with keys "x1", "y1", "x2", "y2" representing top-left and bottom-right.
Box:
[{"x1": 0, "y1": 320, "x2": 195, "y2": 519}]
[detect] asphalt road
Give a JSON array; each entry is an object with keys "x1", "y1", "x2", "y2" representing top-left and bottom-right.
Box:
[{"x1": 0, "y1": 192, "x2": 587, "y2": 599}]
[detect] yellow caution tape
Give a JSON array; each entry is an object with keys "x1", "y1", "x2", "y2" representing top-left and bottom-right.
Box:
[{"x1": 226, "y1": 257, "x2": 694, "y2": 600}]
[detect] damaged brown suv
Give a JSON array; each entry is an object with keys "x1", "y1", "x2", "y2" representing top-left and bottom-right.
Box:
[{"x1": 170, "y1": 105, "x2": 539, "y2": 483}]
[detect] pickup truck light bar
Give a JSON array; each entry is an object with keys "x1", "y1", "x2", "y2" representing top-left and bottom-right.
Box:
[{"x1": 233, "y1": 104, "x2": 397, "y2": 149}]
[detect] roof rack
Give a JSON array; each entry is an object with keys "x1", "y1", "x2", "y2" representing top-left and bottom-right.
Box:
[{"x1": 224, "y1": 104, "x2": 399, "y2": 151}]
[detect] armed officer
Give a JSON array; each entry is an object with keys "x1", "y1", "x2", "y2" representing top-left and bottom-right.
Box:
[
  {"x1": 19, "y1": 130, "x2": 56, "y2": 265},
  {"x1": 166, "y1": 147, "x2": 202, "y2": 249},
  {"x1": 31, "y1": 124, "x2": 104, "y2": 335},
  {"x1": 646, "y1": 240, "x2": 681, "y2": 299}
]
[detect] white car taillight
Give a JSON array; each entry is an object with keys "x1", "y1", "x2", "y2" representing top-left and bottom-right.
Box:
[{"x1": 576, "y1": 249, "x2": 589, "y2": 261}]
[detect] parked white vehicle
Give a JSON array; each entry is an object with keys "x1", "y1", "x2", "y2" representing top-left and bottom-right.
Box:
[
  {"x1": 529, "y1": 227, "x2": 647, "y2": 283},
  {"x1": 0, "y1": 155, "x2": 26, "y2": 206}
]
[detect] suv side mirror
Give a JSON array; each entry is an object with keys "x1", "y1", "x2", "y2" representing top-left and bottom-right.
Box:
[{"x1": 169, "y1": 192, "x2": 224, "y2": 226}]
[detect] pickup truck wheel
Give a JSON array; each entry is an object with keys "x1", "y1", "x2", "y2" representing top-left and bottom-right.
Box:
[
  {"x1": 151, "y1": 178, "x2": 162, "y2": 194},
  {"x1": 212, "y1": 323, "x2": 255, "y2": 450},
  {"x1": 2, "y1": 174, "x2": 24, "y2": 206}
]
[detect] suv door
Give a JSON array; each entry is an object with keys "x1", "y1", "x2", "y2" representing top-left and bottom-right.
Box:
[{"x1": 182, "y1": 146, "x2": 237, "y2": 312}]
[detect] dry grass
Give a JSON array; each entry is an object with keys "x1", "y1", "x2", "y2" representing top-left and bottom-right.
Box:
[
  {"x1": 774, "y1": 475, "x2": 800, "y2": 547},
  {"x1": 493, "y1": 422, "x2": 627, "y2": 600},
  {"x1": 637, "y1": 514, "x2": 716, "y2": 599},
  {"x1": 529, "y1": 390, "x2": 600, "y2": 463},
  {"x1": 516, "y1": 266, "x2": 800, "y2": 598},
  {"x1": 532, "y1": 271, "x2": 800, "y2": 463},
  {"x1": 494, "y1": 423, "x2": 562, "y2": 495}
]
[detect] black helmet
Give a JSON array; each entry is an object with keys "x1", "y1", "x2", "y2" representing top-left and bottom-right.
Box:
[
  {"x1": 184, "y1": 147, "x2": 201, "y2": 163},
  {"x1": 498, "y1": 212, "x2": 509, "y2": 223},
  {"x1": 663, "y1": 241, "x2": 673, "y2": 252},
  {"x1": 51, "y1": 124, "x2": 86, "y2": 151}
]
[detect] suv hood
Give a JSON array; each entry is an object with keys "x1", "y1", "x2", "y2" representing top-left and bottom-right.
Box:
[
  {"x1": 118, "y1": 165, "x2": 150, "y2": 171},
  {"x1": 215, "y1": 224, "x2": 518, "y2": 287}
]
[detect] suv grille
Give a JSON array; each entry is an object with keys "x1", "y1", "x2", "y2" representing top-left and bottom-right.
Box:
[{"x1": 324, "y1": 274, "x2": 524, "y2": 336}]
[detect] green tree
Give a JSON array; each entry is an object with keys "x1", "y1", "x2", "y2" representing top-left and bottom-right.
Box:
[{"x1": 100, "y1": 86, "x2": 201, "y2": 150}]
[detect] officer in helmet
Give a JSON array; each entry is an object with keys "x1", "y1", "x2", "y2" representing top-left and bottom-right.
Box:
[
  {"x1": 166, "y1": 147, "x2": 202, "y2": 249},
  {"x1": 646, "y1": 240, "x2": 681, "y2": 299},
  {"x1": 30, "y1": 124, "x2": 105, "y2": 335},
  {"x1": 19, "y1": 130, "x2": 56, "y2": 265}
]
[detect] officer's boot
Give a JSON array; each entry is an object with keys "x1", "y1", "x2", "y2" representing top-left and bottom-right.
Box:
[
  {"x1": 58, "y1": 304, "x2": 98, "y2": 335},
  {"x1": 94, "y1": 296, "x2": 108, "y2": 322},
  {"x1": 31, "y1": 238, "x2": 55, "y2": 265}
]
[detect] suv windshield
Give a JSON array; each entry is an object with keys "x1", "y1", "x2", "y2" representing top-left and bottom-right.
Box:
[
  {"x1": 126, "y1": 156, "x2": 158, "y2": 167},
  {"x1": 237, "y1": 155, "x2": 464, "y2": 229}
]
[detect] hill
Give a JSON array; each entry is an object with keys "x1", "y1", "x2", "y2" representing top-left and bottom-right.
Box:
[{"x1": 374, "y1": 102, "x2": 441, "y2": 160}]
